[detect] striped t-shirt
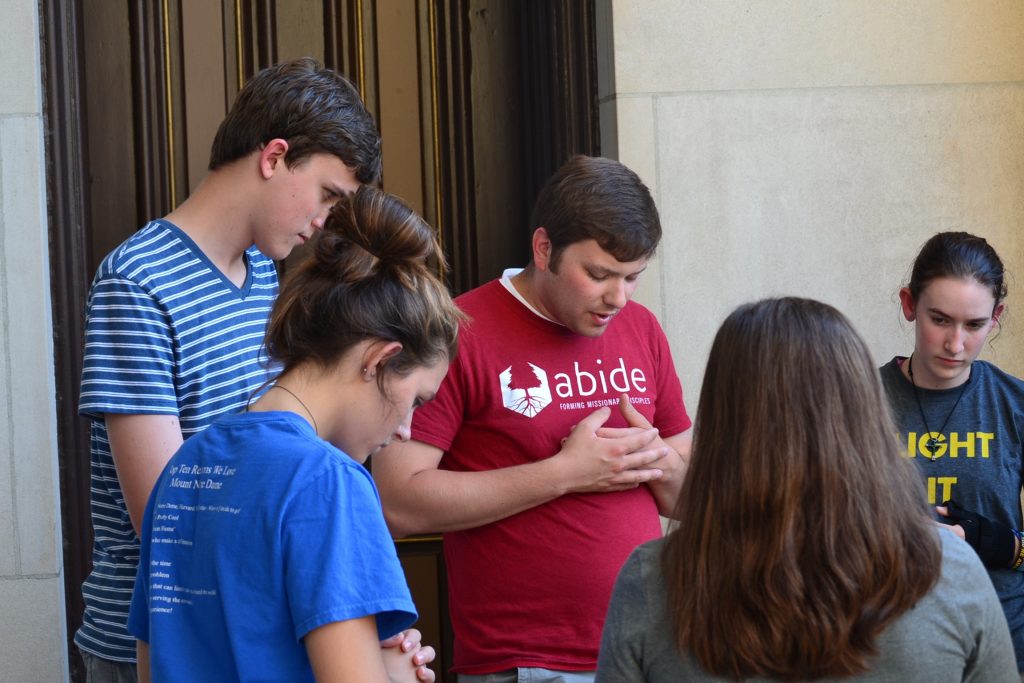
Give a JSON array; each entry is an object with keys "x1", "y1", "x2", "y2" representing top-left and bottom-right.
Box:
[{"x1": 76, "y1": 219, "x2": 279, "y2": 662}]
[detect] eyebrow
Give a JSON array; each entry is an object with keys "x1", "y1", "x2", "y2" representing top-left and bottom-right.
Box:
[
  {"x1": 586, "y1": 263, "x2": 649, "y2": 278},
  {"x1": 925, "y1": 306, "x2": 991, "y2": 324}
]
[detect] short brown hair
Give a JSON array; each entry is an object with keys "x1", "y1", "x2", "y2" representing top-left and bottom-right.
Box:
[
  {"x1": 663, "y1": 297, "x2": 940, "y2": 679},
  {"x1": 209, "y1": 57, "x2": 381, "y2": 183},
  {"x1": 530, "y1": 155, "x2": 661, "y2": 269}
]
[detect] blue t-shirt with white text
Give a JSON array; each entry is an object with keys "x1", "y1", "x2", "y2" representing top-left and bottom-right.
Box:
[{"x1": 128, "y1": 411, "x2": 416, "y2": 682}]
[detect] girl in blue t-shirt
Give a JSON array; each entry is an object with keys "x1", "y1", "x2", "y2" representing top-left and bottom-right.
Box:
[
  {"x1": 128, "y1": 186, "x2": 462, "y2": 682},
  {"x1": 880, "y1": 230, "x2": 1024, "y2": 672}
]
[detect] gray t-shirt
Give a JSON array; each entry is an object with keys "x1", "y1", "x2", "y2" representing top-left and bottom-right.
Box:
[
  {"x1": 596, "y1": 532, "x2": 1016, "y2": 682},
  {"x1": 881, "y1": 357, "x2": 1024, "y2": 669}
]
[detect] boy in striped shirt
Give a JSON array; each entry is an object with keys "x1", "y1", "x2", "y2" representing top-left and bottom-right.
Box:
[{"x1": 76, "y1": 58, "x2": 379, "y2": 681}]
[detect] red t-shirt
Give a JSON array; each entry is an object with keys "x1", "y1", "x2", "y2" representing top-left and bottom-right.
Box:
[{"x1": 411, "y1": 280, "x2": 691, "y2": 674}]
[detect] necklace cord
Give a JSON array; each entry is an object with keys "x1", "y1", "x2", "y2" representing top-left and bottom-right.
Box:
[
  {"x1": 267, "y1": 384, "x2": 319, "y2": 435},
  {"x1": 907, "y1": 354, "x2": 968, "y2": 459}
]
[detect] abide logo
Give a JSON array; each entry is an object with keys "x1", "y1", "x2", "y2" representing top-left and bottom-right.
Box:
[
  {"x1": 499, "y1": 362, "x2": 552, "y2": 417},
  {"x1": 499, "y1": 357, "x2": 648, "y2": 418}
]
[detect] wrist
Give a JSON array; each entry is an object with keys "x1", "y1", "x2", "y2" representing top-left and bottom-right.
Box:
[
  {"x1": 543, "y1": 449, "x2": 578, "y2": 497},
  {"x1": 1013, "y1": 530, "x2": 1024, "y2": 572}
]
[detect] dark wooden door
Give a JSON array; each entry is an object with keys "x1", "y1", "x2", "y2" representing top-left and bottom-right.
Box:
[{"x1": 42, "y1": 2, "x2": 599, "y2": 680}]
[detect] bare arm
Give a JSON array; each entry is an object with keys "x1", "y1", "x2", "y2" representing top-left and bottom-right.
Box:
[
  {"x1": 106, "y1": 413, "x2": 184, "y2": 534},
  {"x1": 136, "y1": 640, "x2": 150, "y2": 683},
  {"x1": 373, "y1": 406, "x2": 668, "y2": 537},
  {"x1": 647, "y1": 430, "x2": 690, "y2": 517},
  {"x1": 306, "y1": 617, "x2": 432, "y2": 683}
]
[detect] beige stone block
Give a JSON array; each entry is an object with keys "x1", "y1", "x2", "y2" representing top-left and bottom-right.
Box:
[
  {"x1": 0, "y1": 414, "x2": 15, "y2": 576},
  {"x1": 649, "y1": 83, "x2": 1024, "y2": 405},
  {"x1": 0, "y1": 0, "x2": 42, "y2": 115},
  {"x1": 0, "y1": 127, "x2": 17, "y2": 578},
  {"x1": 599, "y1": 99, "x2": 619, "y2": 159},
  {"x1": 611, "y1": 96, "x2": 658, "y2": 198},
  {"x1": 0, "y1": 577, "x2": 69, "y2": 680},
  {"x1": 603, "y1": 96, "x2": 665, "y2": 317},
  {"x1": 611, "y1": 0, "x2": 1024, "y2": 95},
  {"x1": 595, "y1": 0, "x2": 616, "y2": 100},
  {"x1": 1, "y1": 116, "x2": 62, "y2": 575}
]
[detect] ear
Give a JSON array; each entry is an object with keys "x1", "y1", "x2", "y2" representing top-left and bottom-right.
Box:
[
  {"x1": 258, "y1": 138, "x2": 290, "y2": 179},
  {"x1": 361, "y1": 340, "x2": 403, "y2": 379},
  {"x1": 898, "y1": 287, "x2": 916, "y2": 322},
  {"x1": 532, "y1": 227, "x2": 553, "y2": 272},
  {"x1": 992, "y1": 302, "x2": 1006, "y2": 325}
]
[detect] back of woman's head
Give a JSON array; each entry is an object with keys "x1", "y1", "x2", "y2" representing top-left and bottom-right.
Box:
[
  {"x1": 265, "y1": 186, "x2": 460, "y2": 377},
  {"x1": 664, "y1": 297, "x2": 940, "y2": 680}
]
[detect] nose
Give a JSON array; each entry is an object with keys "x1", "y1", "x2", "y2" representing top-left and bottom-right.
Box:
[
  {"x1": 311, "y1": 207, "x2": 330, "y2": 231},
  {"x1": 393, "y1": 414, "x2": 413, "y2": 443},
  {"x1": 945, "y1": 327, "x2": 965, "y2": 355},
  {"x1": 604, "y1": 279, "x2": 629, "y2": 310}
]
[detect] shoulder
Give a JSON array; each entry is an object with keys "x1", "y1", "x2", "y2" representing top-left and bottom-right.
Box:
[
  {"x1": 933, "y1": 527, "x2": 1002, "y2": 618},
  {"x1": 608, "y1": 302, "x2": 671, "y2": 354},
  {"x1": 89, "y1": 222, "x2": 204, "y2": 307},
  {"x1": 210, "y1": 413, "x2": 379, "y2": 498},
  {"x1": 616, "y1": 301, "x2": 668, "y2": 339},
  {"x1": 878, "y1": 357, "x2": 909, "y2": 394},
  {"x1": 454, "y1": 280, "x2": 504, "y2": 314},
  {"x1": 621, "y1": 299, "x2": 658, "y2": 323},
  {"x1": 929, "y1": 527, "x2": 1013, "y2": 638},
  {"x1": 454, "y1": 280, "x2": 525, "y2": 344},
  {"x1": 94, "y1": 220, "x2": 183, "y2": 280},
  {"x1": 937, "y1": 525, "x2": 987, "y2": 580},
  {"x1": 974, "y1": 360, "x2": 1024, "y2": 396},
  {"x1": 878, "y1": 356, "x2": 904, "y2": 379},
  {"x1": 618, "y1": 537, "x2": 666, "y2": 591}
]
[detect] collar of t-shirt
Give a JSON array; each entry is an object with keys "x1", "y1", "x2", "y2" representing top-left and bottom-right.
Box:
[{"x1": 499, "y1": 267, "x2": 562, "y2": 326}]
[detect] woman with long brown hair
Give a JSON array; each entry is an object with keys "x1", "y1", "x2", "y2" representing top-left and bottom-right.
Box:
[{"x1": 596, "y1": 297, "x2": 1015, "y2": 682}]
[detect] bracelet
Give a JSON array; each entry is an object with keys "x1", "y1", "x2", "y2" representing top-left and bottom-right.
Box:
[{"x1": 1012, "y1": 530, "x2": 1024, "y2": 571}]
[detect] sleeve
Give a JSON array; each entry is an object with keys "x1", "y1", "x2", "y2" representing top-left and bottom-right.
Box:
[
  {"x1": 408, "y1": 329, "x2": 471, "y2": 451},
  {"x1": 283, "y1": 464, "x2": 417, "y2": 642},
  {"x1": 962, "y1": 577, "x2": 1019, "y2": 681},
  {"x1": 944, "y1": 532, "x2": 1020, "y2": 682},
  {"x1": 595, "y1": 549, "x2": 651, "y2": 683},
  {"x1": 78, "y1": 272, "x2": 179, "y2": 419},
  {"x1": 649, "y1": 317, "x2": 690, "y2": 438}
]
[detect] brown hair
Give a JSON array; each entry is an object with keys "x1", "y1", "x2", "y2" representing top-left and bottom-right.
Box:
[
  {"x1": 265, "y1": 186, "x2": 461, "y2": 380},
  {"x1": 907, "y1": 231, "x2": 1007, "y2": 308},
  {"x1": 209, "y1": 57, "x2": 381, "y2": 182},
  {"x1": 664, "y1": 297, "x2": 940, "y2": 680},
  {"x1": 530, "y1": 155, "x2": 661, "y2": 270}
]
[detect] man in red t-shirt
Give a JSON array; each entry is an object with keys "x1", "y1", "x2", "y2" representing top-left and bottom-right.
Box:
[{"x1": 373, "y1": 155, "x2": 692, "y2": 683}]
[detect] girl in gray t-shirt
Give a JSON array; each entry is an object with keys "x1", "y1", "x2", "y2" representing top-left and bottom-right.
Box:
[{"x1": 598, "y1": 297, "x2": 1016, "y2": 682}]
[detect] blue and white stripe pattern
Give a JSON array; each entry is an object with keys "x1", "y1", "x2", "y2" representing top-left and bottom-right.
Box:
[{"x1": 76, "y1": 220, "x2": 279, "y2": 661}]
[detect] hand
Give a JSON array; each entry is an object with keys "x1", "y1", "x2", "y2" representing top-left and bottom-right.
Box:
[
  {"x1": 606, "y1": 394, "x2": 691, "y2": 517},
  {"x1": 380, "y1": 629, "x2": 435, "y2": 682},
  {"x1": 553, "y1": 405, "x2": 667, "y2": 495},
  {"x1": 934, "y1": 506, "x2": 966, "y2": 540},
  {"x1": 601, "y1": 394, "x2": 688, "y2": 474},
  {"x1": 938, "y1": 500, "x2": 1018, "y2": 569}
]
